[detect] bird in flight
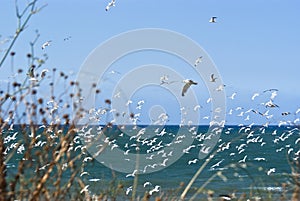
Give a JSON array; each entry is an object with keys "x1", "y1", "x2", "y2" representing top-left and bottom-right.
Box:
[
  {"x1": 209, "y1": 16, "x2": 217, "y2": 23},
  {"x1": 41, "y1": 40, "x2": 51, "y2": 49},
  {"x1": 210, "y1": 74, "x2": 217, "y2": 82},
  {"x1": 265, "y1": 100, "x2": 279, "y2": 108},
  {"x1": 263, "y1": 88, "x2": 278, "y2": 93},
  {"x1": 182, "y1": 79, "x2": 197, "y2": 96},
  {"x1": 194, "y1": 56, "x2": 203, "y2": 67},
  {"x1": 105, "y1": 0, "x2": 116, "y2": 11}
]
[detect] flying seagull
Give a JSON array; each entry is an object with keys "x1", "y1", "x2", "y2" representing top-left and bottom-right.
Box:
[
  {"x1": 105, "y1": 0, "x2": 115, "y2": 11},
  {"x1": 265, "y1": 100, "x2": 279, "y2": 108},
  {"x1": 41, "y1": 40, "x2": 51, "y2": 49},
  {"x1": 210, "y1": 74, "x2": 217, "y2": 82},
  {"x1": 182, "y1": 79, "x2": 197, "y2": 96},
  {"x1": 194, "y1": 56, "x2": 203, "y2": 67},
  {"x1": 209, "y1": 16, "x2": 217, "y2": 23},
  {"x1": 263, "y1": 88, "x2": 278, "y2": 93}
]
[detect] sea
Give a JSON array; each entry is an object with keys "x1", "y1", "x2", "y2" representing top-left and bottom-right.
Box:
[{"x1": 2, "y1": 124, "x2": 300, "y2": 200}]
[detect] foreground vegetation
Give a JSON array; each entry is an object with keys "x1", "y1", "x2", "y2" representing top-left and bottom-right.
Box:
[{"x1": 0, "y1": 1, "x2": 299, "y2": 200}]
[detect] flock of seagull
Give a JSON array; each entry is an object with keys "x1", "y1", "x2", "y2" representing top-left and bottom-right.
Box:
[{"x1": 4, "y1": 2, "x2": 298, "y2": 199}]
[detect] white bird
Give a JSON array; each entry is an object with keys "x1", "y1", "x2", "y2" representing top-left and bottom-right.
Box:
[
  {"x1": 206, "y1": 97, "x2": 212, "y2": 103},
  {"x1": 215, "y1": 84, "x2": 225, "y2": 91},
  {"x1": 239, "y1": 155, "x2": 247, "y2": 163},
  {"x1": 270, "y1": 91, "x2": 277, "y2": 100},
  {"x1": 149, "y1": 185, "x2": 160, "y2": 195},
  {"x1": 267, "y1": 168, "x2": 276, "y2": 175},
  {"x1": 210, "y1": 74, "x2": 217, "y2": 82},
  {"x1": 210, "y1": 159, "x2": 224, "y2": 169},
  {"x1": 200, "y1": 146, "x2": 211, "y2": 154},
  {"x1": 126, "y1": 186, "x2": 132, "y2": 195},
  {"x1": 89, "y1": 178, "x2": 101, "y2": 182},
  {"x1": 188, "y1": 158, "x2": 198, "y2": 165},
  {"x1": 41, "y1": 40, "x2": 51, "y2": 49},
  {"x1": 209, "y1": 16, "x2": 217, "y2": 23},
  {"x1": 160, "y1": 74, "x2": 169, "y2": 85},
  {"x1": 254, "y1": 157, "x2": 266, "y2": 161},
  {"x1": 126, "y1": 169, "x2": 138, "y2": 178},
  {"x1": 80, "y1": 185, "x2": 89, "y2": 194},
  {"x1": 194, "y1": 104, "x2": 202, "y2": 111},
  {"x1": 228, "y1": 92, "x2": 237, "y2": 100},
  {"x1": 105, "y1": 0, "x2": 115, "y2": 11},
  {"x1": 182, "y1": 79, "x2": 197, "y2": 96},
  {"x1": 194, "y1": 56, "x2": 203, "y2": 67},
  {"x1": 265, "y1": 100, "x2": 279, "y2": 108},
  {"x1": 80, "y1": 171, "x2": 90, "y2": 177},
  {"x1": 251, "y1": 93, "x2": 259, "y2": 100},
  {"x1": 143, "y1": 181, "x2": 152, "y2": 188},
  {"x1": 83, "y1": 156, "x2": 93, "y2": 162}
]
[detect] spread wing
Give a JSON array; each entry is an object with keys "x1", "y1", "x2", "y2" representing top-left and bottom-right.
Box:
[{"x1": 182, "y1": 83, "x2": 191, "y2": 96}]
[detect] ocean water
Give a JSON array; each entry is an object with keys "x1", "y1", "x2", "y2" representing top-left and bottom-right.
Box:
[{"x1": 2, "y1": 125, "x2": 300, "y2": 200}]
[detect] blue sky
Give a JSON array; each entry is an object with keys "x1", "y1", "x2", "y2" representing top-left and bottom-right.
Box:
[{"x1": 1, "y1": 0, "x2": 300, "y2": 125}]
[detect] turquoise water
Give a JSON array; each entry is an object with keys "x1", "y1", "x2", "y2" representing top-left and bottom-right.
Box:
[{"x1": 2, "y1": 125, "x2": 300, "y2": 200}]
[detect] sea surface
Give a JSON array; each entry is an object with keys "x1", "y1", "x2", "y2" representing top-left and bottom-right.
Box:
[{"x1": 2, "y1": 125, "x2": 300, "y2": 200}]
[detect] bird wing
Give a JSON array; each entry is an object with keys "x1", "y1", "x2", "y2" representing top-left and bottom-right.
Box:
[{"x1": 182, "y1": 83, "x2": 191, "y2": 96}]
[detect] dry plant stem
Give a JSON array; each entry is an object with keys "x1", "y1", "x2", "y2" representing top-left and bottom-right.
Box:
[
  {"x1": 188, "y1": 174, "x2": 218, "y2": 201},
  {"x1": 179, "y1": 154, "x2": 214, "y2": 200},
  {"x1": 0, "y1": 0, "x2": 37, "y2": 68},
  {"x1": 30, "y1": 134, "x2": 69, "y2": 200},
  {"x1": 0, "y1": 137, "x2": 7, "y2": 201},
  {"x1": 132, "y1": 145, "x2": 140, "y2": 201},
  {"x1": 77, "y1": 178, "x2": 91, "y2": 200}
]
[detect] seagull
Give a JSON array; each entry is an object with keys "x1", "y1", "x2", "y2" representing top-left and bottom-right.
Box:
[
  {"x1": 41, "y1": 40, "x2": 51, "y2": 49},
  {"x1": 210, "y1": 74, "x2": 217, "y2": 82},
  {"x1": 265, "y1": 100, "x2": 279, "y2": 108},
  {"x1": 105, "y1": 0, "x2": 115, "y2": 11},
  {"x1": 182, "y1": 79, "x2": 197, "y2": 96},
  {"x1": 270, "y1": 91, "x2": 277, "y2": 100},
  {"x1": 228, "y1": 92, "x2": 237, "y2": 100},
  {"x1": 215, "y1": 84, "x2": 225, "y2": 91},
  {"x1": 194, "y1": 56, "x2": 203, "y2": 67},
  {"x1": 126, "y1": 186, "x2": 132, "y2": 195},
  {"x1": 209, "y1": 16, "x2": 217, "y2": 23},
  {"x1": 63, "y1": 36, "x2": 71, "y2": 41},
  {"x1": 160, "y1": 74, "x2": 169, "y2": 85},
  {"x1": 143, "y1": 181, "x2": 152, "y2": 188},
  {"x1": 160, "y1": 74, "x2": 177, "y2": 85},
  {"x1": 80, "y1": 185, "x2": 89, "y2": 194},
  {"x1": 188, "y1": 158, "x2": 198, "y2": 165},
  {"x1": 267, "y1": 168, "x2": 276, "y2": 175},
  {"x1": 251, "y1": 93, "x2": 260, "y2": 100},
  {"x1": 263, "y1": 88, "x2": 278, "y2": 93},
  {"x1": 210, "y1": 159, "x2": 224, "y2": 169},
  {"x1": 193, "y1": 105, "x2": 202, "y2": 111},
  {"x1": 238, "y1": 155, "x2": 247, "y2": 163},
  {"x1": 219, "y1": 194, "x2": 233, "y2": 201},
  {"x1": 149, "y1": 185, "x2": 160, "y2": 195}
]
